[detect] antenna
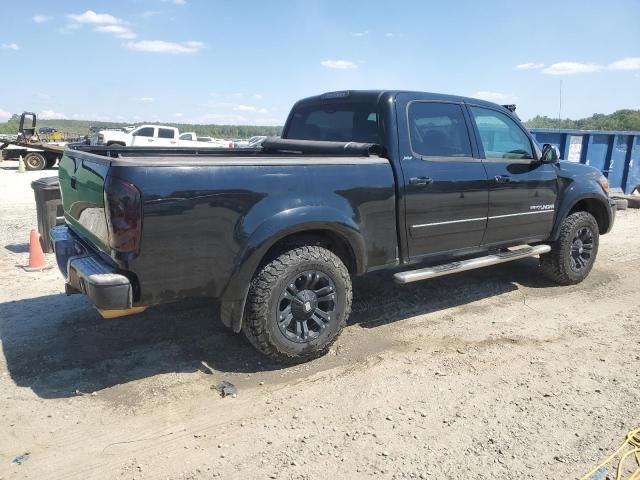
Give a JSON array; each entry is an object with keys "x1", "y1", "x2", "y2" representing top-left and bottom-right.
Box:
[{"x1": 558, "y1": 80, "x2": 562, "y2": 127}]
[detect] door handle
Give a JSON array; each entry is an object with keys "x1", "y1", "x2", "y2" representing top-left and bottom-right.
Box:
[
  {"x1": 148, "y1": 138, "x2": 154, "y2": 142},
  {"x1": 494, "y1": 175, "x2": 512, "y2": 183},
  {"x1": 409, "y1": 176, "x2": 433, "y2": 186},
  {"x1": 70, "y1": 177, "x2": 77, "y2": 190}
]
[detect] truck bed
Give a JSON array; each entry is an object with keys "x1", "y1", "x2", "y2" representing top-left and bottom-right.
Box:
[{"x1": 58, "y1": 138, "x2": 398, "y2": 314}]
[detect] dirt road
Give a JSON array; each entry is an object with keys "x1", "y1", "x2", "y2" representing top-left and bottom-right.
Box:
[{"x1": 1, "y1": 160, "x2": 639, "y2": 479}]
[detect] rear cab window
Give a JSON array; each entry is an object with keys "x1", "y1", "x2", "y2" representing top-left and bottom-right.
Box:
[{"x1": 285, "y1": 102, "x2": 380, "y2": 144}]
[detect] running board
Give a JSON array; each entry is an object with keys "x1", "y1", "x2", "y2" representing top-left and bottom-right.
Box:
[{"x1": 393, "y1": 244, "x2": 552, "y2": 284}]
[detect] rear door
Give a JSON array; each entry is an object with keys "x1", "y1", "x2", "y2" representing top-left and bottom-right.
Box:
[
  {"x1": 467, "y1": 105, "x2": 558, "y2": 245},
  {"x1": 396, "y1": 95, "x2": 489, "y2": 259},
  {"x1": 156, "y1": 127, "x2": 178, "y2": 146}
]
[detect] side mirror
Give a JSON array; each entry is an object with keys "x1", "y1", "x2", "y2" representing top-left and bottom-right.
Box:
[{"x1": 541, "y1": 143, "x2": 559, "y2": 163}]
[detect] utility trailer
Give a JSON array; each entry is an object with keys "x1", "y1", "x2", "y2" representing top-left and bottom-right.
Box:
[{"x1": 0, "y1": 112, "x2": 67, "y2": 170}]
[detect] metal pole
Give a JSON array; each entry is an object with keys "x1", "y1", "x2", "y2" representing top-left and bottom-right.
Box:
[{"x1": 558, "y1": 80, "x2": 562, "y2": 127}]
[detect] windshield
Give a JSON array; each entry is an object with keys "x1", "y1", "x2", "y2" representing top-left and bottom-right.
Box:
[{"x1": 285, "y1": 102, "x2": 379, "y2": 143}]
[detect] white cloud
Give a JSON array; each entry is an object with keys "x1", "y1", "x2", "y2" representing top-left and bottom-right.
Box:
[
  {"x1": 235, "y1": 105, "x2": 256, "y2": 112},
  {"x1": 124, "y1": 40, "x2": 205, "y2": 54},
  {"x1": 351, "y1": 30, "x2": 368, "y2": 37},
  {"x1": 175, "y1": 112, "x2": 184, "y2": 118},
  {"x1": 472, "y1": 91, "x2": 516, "y2": 103},
  {"x1": 141, "y1": 10, "x2": 162, "y2": 18},
  {"x1": 258, "y1": 108, "x2": 268, "y2": 114},
  {"x1": 384, "y1": 33, "x2": 394, "y2": 38},
  {"x1": 67, "y1": 10, "x2": 123, "y2": 25},
  {"x1": 542, "y1": 62, "x2": 601, "y2": 75},
  {"x1": 254, "y1": 94, "x2": 263, "y2": 100},
  {"x1": 608, "y1": 57, "x2": 640, "y2": 71},
  {"x1": 95, "y1": 25, "x2": 137, "y2": 39},
  {"x1": 0, "y1": 109, "x2": 11, "y2": 120},
  {"x1": 320, "y1": 59, "x2": 357, "y2": 70},
  {"x1": 515, "y1": 62, "x2": 544, "y2": 70},
  {"x1": 161, "y1": 0, "x2": 187, "y2": 4},
  {"x1": 40, "y1": 110, "x2": 68, "y2": 120},
  {"x1": 33, "y1": 15, "x2": 51, "y2": 23},
  {"x1": 137, "y1": 97, "x2": 154, "y2": 102},
  {"x1": 1, "y1": 43, "x2": 20, "y2": 51}
]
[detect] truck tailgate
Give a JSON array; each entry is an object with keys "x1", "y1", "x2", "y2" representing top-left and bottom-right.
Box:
[{"x1": 58, "y1": 151, "x2": 111, "y2": 253}]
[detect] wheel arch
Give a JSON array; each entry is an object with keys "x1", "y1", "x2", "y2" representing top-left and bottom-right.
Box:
[
  {"x1": 552, "y1": 193, "x2": 612, "y2": 239},
  {"x1": 219, "y1": 207, "x2": 366, "y2": 333}
]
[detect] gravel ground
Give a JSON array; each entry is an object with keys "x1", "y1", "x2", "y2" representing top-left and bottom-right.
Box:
[{"x1": 0, "y1": 158, "x2": 639, "y2": 480}]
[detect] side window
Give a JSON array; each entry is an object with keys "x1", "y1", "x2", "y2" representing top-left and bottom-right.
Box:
[
  {"x1": 408, "y1": 102, "x2": 472, "y2": 158},
  {"x1": 470, "y1": 107, "x2": 533, "y2": 160},
  {"x1": 134, "y1": 127, "x2": 155, "y2": 137},
  {"x1": 158, "y1": 128, "x2": 175, "y2": 139}
]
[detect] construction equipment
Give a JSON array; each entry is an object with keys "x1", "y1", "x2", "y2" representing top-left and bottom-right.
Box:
[{"x1": 0, "y1": 112, "x2": 68, "y2": 170}]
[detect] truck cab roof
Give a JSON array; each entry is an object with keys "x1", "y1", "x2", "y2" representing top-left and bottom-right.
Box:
[{"x1": 291, "y1": 90, "x2": 506, "y2": 110}]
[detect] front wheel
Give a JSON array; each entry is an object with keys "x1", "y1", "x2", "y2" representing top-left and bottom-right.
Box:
[
  {"x1": 540, "y1": 211, "x2": 599, "y2": 285},
  {"x1": 242, "y1": 246, "x2": 352, "y2": 363}
]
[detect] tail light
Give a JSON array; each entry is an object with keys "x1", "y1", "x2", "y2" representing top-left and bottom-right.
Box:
[
  {"x1": 104, "y1": 176, "x2": 142, "y2": 253},
  {"x1": 229, "y1": 142, "x2": 234, "y2": 148}
]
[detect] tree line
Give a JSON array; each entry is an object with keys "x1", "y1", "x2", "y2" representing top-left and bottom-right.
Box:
[
  {"x1": 524, "y1": 109, "x2": 640, "y2": 131},
  {"x1": 0, "y1": 114, "x2": 282, "y2": 138},
  {"x1": 2, "y1": 109, "x2": 639, "y2": 138}
]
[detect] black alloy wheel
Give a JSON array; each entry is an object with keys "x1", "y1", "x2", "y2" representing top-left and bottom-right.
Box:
[{"x1": 276, "y1": 270, "x2": 337, "y2": 343}]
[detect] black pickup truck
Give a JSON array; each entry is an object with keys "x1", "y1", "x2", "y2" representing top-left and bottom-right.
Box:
[{"x1": 52, "y1": 90, "x2": 616, "y2": 362}]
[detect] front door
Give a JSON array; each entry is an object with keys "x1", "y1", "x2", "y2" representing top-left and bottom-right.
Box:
[
  {"x1": 467, "y1": 105, "x2": 558, "y2": 245},
  {"x1": 396, "y1": 96, "x2": 489, "y2": 259},
  {"x1": 131, "y1": 126, "x2": 157, "y2": 147}
]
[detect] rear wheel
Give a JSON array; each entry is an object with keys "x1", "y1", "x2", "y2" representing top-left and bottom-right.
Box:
[
  {"x1": 242, "y1": 246, "x2": 352, "y2": 363},
  {"x1": 24, "y1": 152, "x2": 46, "y2": 171},
  {"x1": 540, "y1": 211, "x2": 599, "y2": 285}
]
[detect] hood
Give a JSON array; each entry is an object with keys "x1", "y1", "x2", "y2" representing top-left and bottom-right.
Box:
[{"x1": 556, "y1": 161, "x2": 603, "y2": 182}]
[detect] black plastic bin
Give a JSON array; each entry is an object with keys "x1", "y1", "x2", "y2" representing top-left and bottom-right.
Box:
[{"x1": 31, "y1": 176, "x2": 64, "y2": 253}]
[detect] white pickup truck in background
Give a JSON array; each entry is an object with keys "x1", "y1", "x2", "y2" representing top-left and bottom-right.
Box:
[
  {"x1": 92, "y1": 125, "x2": 232, "y2": 148},
  {"x1": 178, "y1": 132, "x2": 232, "y2": 148}
]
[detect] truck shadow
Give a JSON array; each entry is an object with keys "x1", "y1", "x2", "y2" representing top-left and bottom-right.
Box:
[{"x1": 0, "y1": 258, "x2": 556, "y2": 399}]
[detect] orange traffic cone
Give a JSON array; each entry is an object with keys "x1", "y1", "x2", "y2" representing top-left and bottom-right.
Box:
[{"x1": 23, "y1": 229, "x2": 50, "y2": 271}]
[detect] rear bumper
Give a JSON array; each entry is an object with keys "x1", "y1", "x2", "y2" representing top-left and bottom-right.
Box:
[{"x1": 50, "y1": 225, "x2": 134, "y2": 310}]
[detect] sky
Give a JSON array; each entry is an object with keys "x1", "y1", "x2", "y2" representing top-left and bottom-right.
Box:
[{"x1": 0, "y1": 0, "x2": 639, "y2": 126}]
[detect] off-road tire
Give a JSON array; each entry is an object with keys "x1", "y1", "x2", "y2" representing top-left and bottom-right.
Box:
[
  {"x1": 24, "y1": 152, "x2": 46, "y2": 171},
  {"x1": 540, "y1": 211, "x2": 599, "y2": 285},
  {"x1": 242, "y1": 246, "x2": 352, "y2": 363}
]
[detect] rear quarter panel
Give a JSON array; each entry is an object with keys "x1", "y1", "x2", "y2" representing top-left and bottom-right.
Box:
[{"x1": 113, "y1": 160, "x2": 397, "y2": 306}]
